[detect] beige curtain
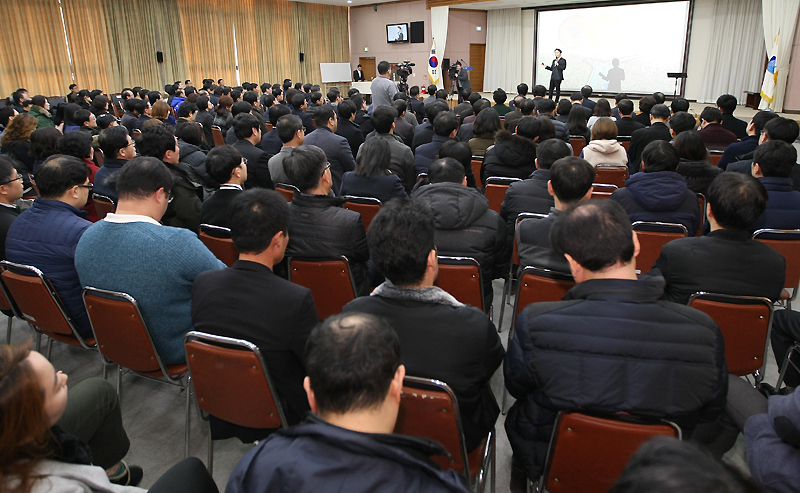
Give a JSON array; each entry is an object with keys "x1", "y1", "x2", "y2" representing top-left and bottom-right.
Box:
[
  {"x1": 61, "y1": 0, "x2": 120, "y2": 94},
  {"x1": 177, "y1": 0, "x2": 238, "y2": 87},
  {"x1": 151, "y1": 0, "x2": 189, "y2": 88},
  {"x1": 105, "y1": 0, "x2": 162, "y2": 91},
  {"x1": 0, "y1": 0, "x2": 72, "y2": 96},
  {"x1": 296, "y1": 2, "x2": 350, "y2": 84}
]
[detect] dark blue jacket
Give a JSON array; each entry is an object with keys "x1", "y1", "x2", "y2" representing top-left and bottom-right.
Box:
[
  {"x1": 260, "y1": 128, "x2": 283, "y2": 156},
  {"x1": 718, "y1": 135, "x2": 758, "y2": 170},
  {"x1": 303, "y1": 127, "x2": 356, "y2": 195},
  {"x1": 93, "y1": 158, "x2": 128, "y2": 201},
  {"x1": 6, "y1": 199, "x2": 92, "y2": 336},
  {"x1": 339, "y1": 172, "x2": 408, "y2": 203},
  {"x1": 226, "y1": 414, "x2": 468, "y2": 493},
  {"x1": 291, "y1": 108, "x2": 315, "y2": 134},
  {"x1": 414, "y1": 135, "x2": 455, "y2": 175},
  {"x1": 611, "y1": 171, "x2": 701, "y2": 235},
  {"x1": 752, "y1": 177, "x2": 800, "y2": 231},
  {"x1": 504, "y1": 277, "x2": 728, "y2": 480}
]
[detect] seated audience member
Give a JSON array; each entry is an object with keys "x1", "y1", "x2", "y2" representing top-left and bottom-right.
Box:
[
  {"x1": 413, "y1": 157, "x2": 506, "y2": 306},
  {"x1": 555, "y1": 98, "x2": 572, "y2": 124},
  {"x1": 674, "y1": 130, "x2": 722, "y2": 195},
  {"x1": 697, "y1": 107, "x2": 738, "y2": 149},
  {"x1": 414, "y1": 112, "x2": 459, "y2": 175},
  {"x1": 352, "y1": 94, "x2": 374, "y2": 139},
  {"x1": 94, "y1": 126, "x2": 135, "y2": 201},
  {"x1": 423, "y1": 84, "x2": 438, "y2": 106},
  {"x1": 133, "y1": 100, "x2": 152, "y2": 130},
  {"x1": 200, "y1": 145, "x2": 246, "y2": 228},
  {"x1": 231, "y1": 113, "x2": 273, "y2": 190},
  {"x1": 587, "y1": 98, "x2": 615, "y2": 129},
  {"x1": 750, "y1": 140, "x2": 800, "y2": 230},
  {"x1": 1, "y1": 113, "x2": 37, "y2": 178},
  {"x1": 671, "y1": 97, "x2": 691, "y2": 115},
  {"x1": 628, "y1": 103, "x2": 673, "y2": 173},
  {"x1": 615, "y1": 99, "x2": 645, "y2": 136},
  {"x1": 716, "y1": 94, "x2": 748, "y2": 139},
  {"x1": 438, "y1": 140, "x2": 477, "y2": 189},
  {"x1": 611, "y1": 140, "x2": 701, "y2": 235},
  {"x1": 75, "y1": 157, "x2": 224, "y2": 365},
  {"x1": 194, "y1": 96, "x2": 215, "y2": 148},
  {"x1": 303, "y1": 105, "x2": 356, "y2": 195},
  {"x1": 669, "y1": 111, "x2": 698, "y2": 140},
  {"x1": 73, "y1": 109, "x2": 97, "y2": 135},
  {"x1": 290, "y1": 93, "x2": 315, "y2": 134},
  {"x1": 335, "y1": 100, "x2": 364, "y2": 160},
  {"x1": 137, "y1": 124, "x2": 202, "y2": 232},
  {"x1": 504, "y1": 199, "x2": 727, "y2": 486},
  {"x1": 360, "y1": 107, "x2": 415, "y2": 193},
  {"x1": 651, "y1": 173, "x2": 784, "y2": 304},
  {"x1": 193, "y1": 189, "x2": 318, "y2": 435},
  {"x1": 261, "y1": 104, "x2": 292, "y2": 156},
  {"x1": 283, "y1": 146, "x2": 370, "y2": 296},
  {"x1": 567, "y1": 104, "x2": 591, "y2": 144},
  {"x1": 0, "y1": 343, "x2": 218, "y2": 491},
  {"x1": 492, "y1": 88, "x2": 511, "y2": 116},
  {"x1": 150, "y1": 101, "x2": 175, "y2": 127},
  {"x1": 483, "y1": 116, "x2": 555, "y2": 184},
  {"x1": 0, "y1": 158, "x2": 23, "y2": 258},
  {"x1": 535, "y1": 98, "x2": 570, "y2": 144},
  {"x1": 718, "y1": 110, "x2": 778, "y2": 170},
  {"x1": 6, "y1": 155, "x2": 93, "y2": 337},
  {"x1": 391, "y1": 99, "x2": 414, "y2": 147},
  {"x1": 213, "y1": 96, "x2": 234, "y2": 135},
  {"x1": 581, "y1": 117, "x2": 628, "y2": 167},
  {"x1": 176, "y1": 122, "x2": 215, "y2": 198},
  {"x1": 412, "y1": 100, "x2": 450, "y2": 151},
  {"x1": 468, "y1": 107, "x2": 501, "y2": 156},
  {"x1": 226, "y1": 313, "x2": 469, "y2": 493},
  {"x1": 457, "y1": 98, "x2": 488, "y2": 141},
  {"x1": 632, "y1": 95, "x2": 656, "y2": 127},
  {"x1": 502, "y1": 97, "x2": 524, "y2": 130},
  {"x1": 29, "y1": 95, "x2": 55, "y2": 128},
  {"x1": 517, "y1": 157, "x2": 594, "y2": 273},
  {"x1": 120, "y1": 98, "x2": 141, "y2": 136},
  {"x1": 57, "y1": 130, "x2": 100, "y2": 222},
  {"x1": 500, "y1": 139, "x2": 572, "y2": 242},
  {"x1": 269, "y1": 114, "x2": 305, "y2": 186},
  {"x1": 343, "y1": 200, "x2": 503, "y2": 452},
  {"x1": 175, "y1": 102, "x2": 198, "y2": 135},
  {"x1": 340, "y1": 137, "x2": 407, "y2": 203},
  {"x1": 580, "y1": 85, "x2": 596, "y2": 112},
  {"x1": 726, "y1": 116, "x2": 800, "y2": 176},
  {"x1": 29, "y1": 127, "x2": 62, "y2": 173},
  {"x1": 408, "y1": 85, "x2": 426, "y2": 124}
]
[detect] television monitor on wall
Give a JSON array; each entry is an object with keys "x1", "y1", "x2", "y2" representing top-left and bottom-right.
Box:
[{"x1": 387, "y1": 23, "x2": 409, "y2": 43}]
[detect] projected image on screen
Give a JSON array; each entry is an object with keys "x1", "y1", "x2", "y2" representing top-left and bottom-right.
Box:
[{"x1": 536, "y1": 2, "x2": 690, "y2": 94}]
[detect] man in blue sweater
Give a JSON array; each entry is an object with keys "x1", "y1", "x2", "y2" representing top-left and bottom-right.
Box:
[{"x1": 75, "y1": 157, "x2": 224, "y2": 365}]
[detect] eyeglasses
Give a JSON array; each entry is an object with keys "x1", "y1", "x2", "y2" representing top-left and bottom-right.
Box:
[
  {"x1": 0, "y1": 175, "x2": 23, "y2": 185},
  {"x1": 241, "y1": 158, "x2": 248, "y2": 167},
  {"x1": 168, "y1": 191, "x2": 174, "y2": 203},
  {"x1": 77, "y1": 183, "x2": 94, "y2": 190},
  {"x1": 321, "y1": 162, "x2": 331, "y2": 177}
]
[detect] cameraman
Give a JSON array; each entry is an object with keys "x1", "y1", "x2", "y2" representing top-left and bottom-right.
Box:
[{"x1": 454, "y1": 61, "x2": 472, "y2": 103}]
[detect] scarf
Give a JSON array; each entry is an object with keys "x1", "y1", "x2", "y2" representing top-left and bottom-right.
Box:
[{"x1": 371, "y1": 280, "x2": 464, "y2": 307}]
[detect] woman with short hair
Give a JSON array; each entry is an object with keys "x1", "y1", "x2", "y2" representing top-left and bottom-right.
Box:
[{"x1": 580, "y1": 117, "x2": 628, "y2": 167}]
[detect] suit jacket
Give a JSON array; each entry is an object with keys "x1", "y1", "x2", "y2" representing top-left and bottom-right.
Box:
[
  {"x1": 408, "y1": 97, "x2": 426, "y2": 125},
  {"x1": 393, "y1": 117, "x2": 414, "y2": 147},
  {"x1": 651, "y1": 229, "x2": 785, "y2": 305},
  {"x1": 303, "y1": 126, "x2": 356, "y2": 194},
  {"x1": 698, "y1": 123, "x2": 738, "y2": 149},
  {"x1": 192, "y1": 260, "x2": 317, "y2": 425},
  {"x1": 411, "y1": 123, "x2": 435, "y2": 151},
  {"x1": 339, "y1": 172, "x2": 408, "y2": 203},
  {"x1": 199, "y1": 187, "x2": 242, "y2": 228},
  {"x1": 718, "y1": 135, "x2": 758, "y2": 170},
  {"x1": 752, "y1": 176, "x2": 800, "y2": 231},
  {"x1": 232, "y1": 139, "x2": 274, "y2": 190},
  {"x1": 545, "y1": 57, "x2": 566, "y2": 81},
  {"x1": 455, "y1": 69, "x2": 472, "y2": 94},
  {"x1": 628, "y1": 122, "x2": 672, "y2": 173},
  {"x1": 631, "y1": 112, "x2": 651, "y2": 127},
  {"x1": 353, "y1": 69, "x2": 365, "y2": 82},
  {"x1": 335, "y1": 118, "x2": 364, "y2": 161},
  {"x1": 616, "y1": 116, "x2": 645, "y2": 137},
  {"x1": 414, "y1": 135, "x2": 455, "y2": 175},
  {"x1": 581, "y1": 99, "x2": 596, "y2": 112},
  {"x1": 260, "y1": 128, "x2": 283, "y2": 156},
  {"x1": 291, "y1": 108, "x2": 315, "y2": 135},
  {"x1": 721, "y1": 113, "x2": 748, "y2": 140}
]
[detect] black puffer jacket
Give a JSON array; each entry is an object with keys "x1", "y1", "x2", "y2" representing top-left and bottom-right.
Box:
[
  {"x1": 676, "y1": 159, "x2": 722, "y2": 195},
  {"x1": 177, "y1": 139, "x2": 216, "y2": 199},
  {"x1": 481, "y1": 130, "x2": 537, "y2": 184},
  {"x1": 162, "y1": 162, "x2": 202, "y2": 233},
  {"x1": 504, "y1": 276, "x2": 728, "y2": 480}
]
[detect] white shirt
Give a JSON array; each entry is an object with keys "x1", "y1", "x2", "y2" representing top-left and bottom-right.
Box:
[{"x1": 103, "y1": 213, "x2": 161, "y2": 226}]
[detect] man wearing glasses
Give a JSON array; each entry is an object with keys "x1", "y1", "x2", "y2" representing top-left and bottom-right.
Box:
[
  {"x1": 6, "y1": 155, "x2": 95, "y2": 337},
  {"x1": 0, "y1": 157, "x2": 24, "y2": 259},
  {"x1": 95, "y1": 126, "x2": 137, "y2": 201}
]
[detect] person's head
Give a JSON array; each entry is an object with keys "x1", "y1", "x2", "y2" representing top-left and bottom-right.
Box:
[
  {"x1": 554, "y1": 48, "x2": 562, "y2": 57},
  {"x1": 753, "y1": 140, "x2": 797, "y2": 178},
  {"x1": 551, "y1": 200, "x2": 637, "y2": 278},
  {"x1": 593, "y1": 99, "x2": 612, "y2": 117},
  {"x1": 715, "y1": 94, "x2": 737, "y2": 115},
  {"x1": 391, "y1": 99, "x2": 407, "y2": 118},
  {"x1": 468, "y1": 92, "x2": 482, "y2": 106},
  {"x1": 670, "y1": 98, "x2": 689, "y2": 114},
  {"x1": 493, "y1": 89, "x2": 507, "y2": 105},
  {"x1": 56, "y1": 130, "x2": 93, "y2": 161},
  {"x1": 96, "y1": 114, "x2": 118, "y2": 130},
  {"x1": 652, "y1": 92, "x2": 666, "y2": 105},
  {"x1": 304, "y1": 313, "x2": 403, "y2": 424},
  {"x1": 112, "y1": 156, "x2": 174, "y2": 218},
  {"x1": 433, "y1": 111, "x2": 459, "y2": 138},
  {"x1": 216, "y1": 95, "x2": 233, "y2": 112},
  {"x1": 0, "y1": 113, "x2": 37, "y2": 147},
  {"x1": 337, "y1": 100, "x2": 357, "y2": 122},
  {"x1": 355, "y1": 136, "x2": 392, "y2": 178},
  {"x1": 268, "y1": 103, "x2": 291, "y2": 126},
  {"x1": 532, "y1": 85, "x2": 547, "y2": 98},
  {"x1": 557, "y1": 98, "x2": 573, "y2": 116},
  {"x1": 312, "y1": 105, "x2": 336, "y2": 131},
  {"x1": 73, "y1": 109, "x2": 96, "y2": 129},
  {"x1": 762, "y1": 116, "x2": 800, "y2": 144},
  {"x1": 669, "y1": 112, "x2": 697, "y2": 135},
  {"x1": 147, "y1": 91, "x2": 162, "y2": 107},
  {"x1": 177, "y1": 102, "x2": 198, "y2": 120},
  {"x1": 371, "y1": 106, "x2": 398, "y2": 134},
  {"x1": 290, "y1": 93, "x2": 307, "y2": 112},
  {"x1": 535, "y1": 98, "x2": 555, "y2": 116},
  {"x1": 242, "y1": 91, "x2": 259, "y2": 107},
  {"x1": 580, "y1": 85, "x2": 593, "y2": 99},
  {"x1": 29, "y1": 127, "x2": 62, "y2": 161},
  {"x1": 750, "y1": 110, "x2": 779, "y2": 137},
  {"x1": 148, "y1": 100, "x2": 169, "y2": 122},
  {"x1": 472, "y1": 99, "x2": 491, "y2": 116},
  {"x1": 0, "y1": 157, "x2": 24, "y2": 204},
  {"x1": 517, "y1": 83, "x2": 529, "y2": 96},
  {"x1": 175, "y1": 121, "x2": 204, "y2": 147},
  {"x1": 519, "y1": 115, "x2": 556, "y2": 142},
  {"x1": 409, "y1": 86, "x2": 420, "y2": 98},
  {"x1": 570, "y1": 92, "x2": 583, "y2": 103},
  {"x1": 276, "y1": 114, "x2": 304, "y2": 145},
  {"x1": 35, "y1": 155, "x2": 91, "y2": 207},
  {"x1": 535, "y1": 138, "x2": 572, "y2": 170},
  {"x1": 233, "y1": 113, "x2": 261, "y2": 142},
  {"x1": 30, "y1": 95, "x2": 49, "y2": 111},
  {"x1": 435, "y1": 89, "x2": 448, "y2": 100},
  {"x1": 126, "y1": 97, "x2": 146, "y2": 117},
  {"x1": 567, "y1": 104, "x2": 588, "y2": 130},
  {"x1": 368, "y1": 199, "x2": 436, "y2": 286},
  {"x1": 428, "y1": 157, "x2": 466, "y2": 185},
  {"x1": 284, "y1": 145, "x2": 329, "y2": 193},
  {"x1": 473, "y1": 108, "x2": 501, "y2": 137},
  {"x1": 699, "y1": 107, "x2": 722, "y2": 125},
  {"x1": 638, "y1": 96, "x2": 656, "y2": 116},
  {"x1": 377, "y1": 60, "x2": 390, "y2": 75},
  {"x1": 615, "y1": 93, "x2": 628, "y2": 104},
  {"x1": 228, "y1": 189, "x2": 289, "y2": 258},
  {"x1": 425, "y1": 100, "x2": 450, "y2": 125},
  {"x1": 650, "y1": 104, "x2": 671, "y2": 122},
  {"x1": 0, "y1": 107, "x2": 17, "y2": 128},
  {"x1": 590, "y1": 117, "x2": 618, "y2": 141},
  {"x1": 206, "y1": 145, "x2": 245, "y2": 185},
  {"x1": 136, "y1": 124, "x2": 179, "y2": 164},
  {"x1": 641, "y1": 140, "x2": 679, "y2": 172},
  {"x1": 426, "y1": 84, "x2": 437, "y2": 96},
  {"x1": 549, "y1": 156, "x2": 595, "y2": 204},
  {"x1": 705, "y1": 173, "x2": 767, "y2": 231},
  {"x1": 231, "y1": 101, "x2": 253, "y2": 119},
  {"x1": 350, "y1": 93, "x2": 365, "y2": 112},
  {"x1": 673, "y1": 130, "x2": 709, "y2": 162},
  {"x1": 437, "y1": 141, "x2": 472, "y2": 175}
]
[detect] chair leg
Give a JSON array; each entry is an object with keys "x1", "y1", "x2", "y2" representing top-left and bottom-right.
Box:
[
  {"x1": 777, "y1": 345, "x2": 800, "y2": 389},
  {"x1": 490, "y1": 433, "x2": 496, "y2": 493},
  {"x1": 35, "y1": 331, "x2": 42, "y2": 352},
  {"x1": 207, "y1": 422, "x2": 214, "y2": 477},
  {"x1": 116, "y1": 365, "x2": 122, "y2": 400},
  {"x1": 184, "y1": 377, "x2": 191, "y2": 459},
  {"x1": 102, "y1": 363, "x2": 108, "y2": 380},
  {"x1": 5, "y1": 316, "x2": 11, "y2": 344},
  {"x1": 45, "y1": 337, "x2": 53, "y2": 360}
]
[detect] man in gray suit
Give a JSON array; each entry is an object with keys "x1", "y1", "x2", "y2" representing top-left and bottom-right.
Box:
[
  {"x1": 303, "y1": 105, "x2": 356, "y2": 194},
  {"x1": 454, "y1": 62, "x2": 472, "y2": 103}
]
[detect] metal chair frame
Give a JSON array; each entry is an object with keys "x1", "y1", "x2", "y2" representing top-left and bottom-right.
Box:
[
  {"x1": 777, "y1": 343, "x2": 800, "y2": 389},
  {"x1": 752, "y1": 228, "x2": 800, "y2": 309},
  {"x1": 590, "y1": 183, "x2": 617, "y2": 199},
  {"x1": 436, "y1": 256, "x2": 486, "y2": 313},
  {"x1": 92, "y1": 193, "x2": 116, "y2": 220},
  {"x1": 0, "y1": 273, "x2": 23, "y2": 344}
]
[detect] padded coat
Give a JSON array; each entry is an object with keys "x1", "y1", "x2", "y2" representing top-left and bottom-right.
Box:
[
  {"x1": 481, "y1": 130, "x2": 537, "y2": 185},
  {"x1": 752, "y1": 177, "x2": 800, "y2": 231}
]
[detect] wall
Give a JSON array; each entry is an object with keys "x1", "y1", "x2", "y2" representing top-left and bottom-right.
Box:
[
  {"x1": 349, "y1": 1, "x2": 486, "y2": 90},
  {"x1": 783, "y1": 21, "x2": 800, "y2": 111}
]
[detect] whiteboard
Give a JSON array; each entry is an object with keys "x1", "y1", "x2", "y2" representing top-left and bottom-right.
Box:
[{"x1": 320, "y1": 63, "x2": 352, "y2": 83}]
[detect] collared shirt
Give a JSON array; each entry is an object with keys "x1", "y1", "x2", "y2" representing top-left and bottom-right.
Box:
[
  {"x1": 103, "y1": 213, "x2": 161, "y2": 226},
  {"x1": 219, "y1": 184, "x2": 243, "y2": 191}
]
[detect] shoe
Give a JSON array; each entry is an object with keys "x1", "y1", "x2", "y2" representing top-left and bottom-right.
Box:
[
  {"x1": 758, "y1": 382, "x2": 777, "y2": 398},
  {"x1": 109, "y1": 461, "x2": 144, "y2": 487}
]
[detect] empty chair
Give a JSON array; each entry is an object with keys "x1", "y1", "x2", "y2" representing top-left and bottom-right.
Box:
[
  {"x1": 275, "y1": 183, "x2": 299, "y2": 202},
  {"x1": 342, "y1": 195, "x2": 382, "y2": 230},
  {"x1": 485, "y1": 176, "x2": 522, "y2": 214},
  {"x1": 590, "y1": 183, "x2": 617, "y2": 199},
  {"x1": 593, "y1": 165, "x2": 629, "y2": 188},
  {"x1": 198, "y1": 224, "x2": 239, "y2": 267},
  {"x1": 434, "y1": 256, "x2": 485, "y2": 312},
  {"x1": 752, "y1": 228, "x2": 800, "y2": 309},
  {"x1": 288, "y1": 256, "x2": 357, "y2": 320},
  {"x1": 632, "y1": 221, "x2": 688, "y2": 274},
  {"x1": 92, "y1": 193, "x2": 116, "y2": 220}
]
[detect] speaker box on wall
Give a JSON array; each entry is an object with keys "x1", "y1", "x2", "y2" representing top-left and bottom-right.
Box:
[
  {"x1": 300, "y1": 52, "x2": 305, "y2": 62},
  {"x1": 410, "y1": 21, "x2": 424, "y2": 43},
  {"x1": 156, "y1": 51, "x2": 164, "y2": 63}
]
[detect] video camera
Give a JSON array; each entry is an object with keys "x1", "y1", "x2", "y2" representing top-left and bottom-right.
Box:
[{"x1": 395, "y1": 60, "x2": 415, "y2": 92}]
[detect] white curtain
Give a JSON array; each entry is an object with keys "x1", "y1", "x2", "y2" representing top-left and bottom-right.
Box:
[
  {"x1": 697, "y1": 0, "x2": 765, "y2": 104},
  {"x1": 431, "y1": 6, "x2": 449, "y2": 70},
  {"x1": 760, "y1": 0, "x2": 800, "y2": 111},
  {"x1": 484, "y1": 8, "x2": 522, "y2": 93}
]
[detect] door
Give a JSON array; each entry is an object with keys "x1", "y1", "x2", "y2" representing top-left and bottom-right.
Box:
[
  {"x1": 359, "y1": 57, "x2": 376, "y2": 81},
  {"x1": 469, "y1": 44, "x2": 486, "y2": 93}
]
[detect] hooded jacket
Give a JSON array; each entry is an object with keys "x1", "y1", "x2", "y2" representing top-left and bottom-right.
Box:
[
  {"x1": 581, "y1": 139, "x2": 628, "y2": 167},
  {"x1": 610, "y1": 171, "x2": 701, "y2": 236},
  {"x1": 481, "y1": 130, "x2": 537, "y2": 184},
  {"x1": 675, "y1": 159, "x2": 722, "y2": 195}
]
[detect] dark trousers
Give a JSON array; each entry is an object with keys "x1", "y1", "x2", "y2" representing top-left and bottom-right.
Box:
[
  {"x1": 771, "y1": 309, "x2": 800, "y2": 387},
  {"x1": 149, "y1": 457, "x2": 219, "y2": 493},
  {"x1": 548, "y1": 79, "x2": 562, "y2": 101},
  {"x1": 56, "y1": 378, "x2": 129, "y2": 469}
]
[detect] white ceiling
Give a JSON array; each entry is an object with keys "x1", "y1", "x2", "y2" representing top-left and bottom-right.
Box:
[{"x1": 292, "y1": 0, "x2": 610, "y2": 10}]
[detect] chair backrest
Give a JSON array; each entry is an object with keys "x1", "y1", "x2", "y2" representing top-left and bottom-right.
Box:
[
  {"x1": 542, "y1": 411, "x2": 680, "y2": 493},
  {"x1": 434, "y1": 256, "x2": 484, "y2": 311},
  {"x1": 275, "y1": 183, "x2": 298, "y2": 202},
  {"x1": 696, "y1": 193, "x2": 706, "y2": 237},
  {"x1": 342, "y1": 196, "x2": 382, "y2": 230},
  {"x1": 83, "y1": 287, "x2": 167, "y2": 374},
  {"x1": 184, "y1": 331, "x2": 287, "y2": 429},
  {"x1": 570, "y1": 136, "x2": 585, "y2": 156},
  {"x1": 632, "y1": 222, "x2": 688, "y2": 274},
  {"x1": 709, "y1": 151, "x2": 724, "y2": 167},
  {"x1": 94, "y1": 148, "x2": 104, "y2": 168},
  {"x1": 0, "y1": 261, "x2": 90, "y2": 346},
  {"x1": 590, "y1": 183, "x2": 617, "y2": 200},
  {"x1": 211, "y1": 126, "x2": 225, "y2": 147},
  {"x1": 617, "y1": 136, "x2": 631, "y2": 151},
  {"x1": 198, "y1": 224, "x2": 239, "y2": 267},
  {"x1": 485, "y1": 176, "x2": 521, "y2": 214},
  {"x1": 394, "y1": 376, "x2": 470, "y2": 478},
  {"x1": 132, "y1": 129, "x2": 141, "y2": 139},
  {"x1": 0, "y1": 274, "x2": 21, "y2": 318},
  {"x1": 752, "y1": 229, "x2": 800, "y2": 291},
  {"x1": 516, "y1": 266, "x2": 575, "y2": 315},
  {"x1": 288, "y1": 256, "x2": 357, "y2": 320},
  {"x1": 92, "y1": 194, "x2": 116, "y2": 220},
  {"x1": 265, "y1": 122, "x2": 274, "y2": 132},
  {"x1": 594, "y1": 165, "x2": 629, "y2": 188},
  {"x1": 688, "y1": 292, "x2": 773, "y2": 377},
  {"x1": 471, "y1": 156, "x2": 483, "y2": 189}
]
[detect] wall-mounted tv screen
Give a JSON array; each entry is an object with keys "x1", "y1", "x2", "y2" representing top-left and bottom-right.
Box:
[{"x1": 387, "y1": 23, "x2": 409, "y2": 43}]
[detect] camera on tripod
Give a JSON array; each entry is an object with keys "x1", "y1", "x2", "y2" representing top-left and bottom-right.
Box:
[{"x1": 395, "y1": 60, "x2": 415, "y2": 92}]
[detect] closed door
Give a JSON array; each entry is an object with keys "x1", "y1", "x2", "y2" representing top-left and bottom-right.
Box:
[
  {"x1": 470, "y1": 44, "x2": 486, "y2": 93},
  {"x1": 359, "y1": 57, "x2": 376, "y2": 80}
]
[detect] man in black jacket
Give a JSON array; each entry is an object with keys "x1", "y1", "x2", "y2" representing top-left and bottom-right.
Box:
[
  {"x1": 716, "y1": 94, "x2": 748, "y2": 140},
  {"x1": 343, "y1": 199, "x2": 504, "y2": 453},
  {"x1": 411, "y1": 100, "x2": 450, "y2": 151},
  {"x1": 232, "y1": 113, "x2": 274, "y2": 191},
  {"x1": 199, "y1": 145, "x2": 245, "y2": 228},
  {"x1": 335, "y1": 100, "x2": 364, "y2": 161},
  {"x1": 505, "y1": 199, "x2": 727, "y2": 487},
  {"x1": 615, "y1": 99, "x2": 645, "y2": 137},
  {"x1": 95, "y1": 126, "x2": 137, "y2": 201},
  {"x1": 543, "y1": 48, "x2": 566, "y2": 101},
  {"x1": 632, "y1": 96, "x2": 656, "y2": 128},
  {"x1": 482, "y1": 116, "x2": 556, "y2": 184},
  {"x1": 627, "y1": 103, "x2": 672, "y2": 173},
  {"x1": 290, "y1": 93, "x2": 315, "y2": 135}
]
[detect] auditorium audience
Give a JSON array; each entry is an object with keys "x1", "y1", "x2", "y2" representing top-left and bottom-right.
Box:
[
  {"x1": 716, "y1": 94, "x2": 748, "y2": 139},
  {"x1": 611, "y1": 140, "x2": 701, "y2": 235},
  {"x1": 0, "y1": 158, "x2": 23, "y2": 259},
  {"x1": 412, "y1": 100, "x2": 450, "y2": 151},
  {"x1": 726, "y1": 116, "x2": 800, "y2": 176},
  {"x1": 0, "y1": 113, "x2": 37, "y2": 178},
  {"x1": 94, "y1": 126, "x2": 135, "y2": 201},
  {"x1": 343, "y1": 199, "x2": 503, "y2": 452},
  {"x1": 615, "y1": 99, "x2": 644, "y2": 136},
  {"x1": 698, "y1": 107, "x2": 738, "y2": 148},
  {"x1": 718, "y1": 110, "x2": 778, "y2": 170},
  {"x1": 580, "y1": 117, "x2": 628, "y2": 167},
  {"x1": 567, "y1": 103, "x2": 591, "y2": 144},
  {"x1": 587, "y1": 98, "x2": 614, "y2": 129},
  {"x1": 75, "y1": 156, "x2": 224, "y2": 365},
  {"x1": 468, "y1": 106, "x2": 501, "y2": 156},
  {"x1": 29, "y1": 127, "x2": 62, "y2": 173},
  {"x1": 29, "y1": 95, "x2": 54, "y2": 128},
  {"x1": 269, "y1": 114, "x2": 304, "y2": 186},
  {"x1": 340, "y1": 137, "x2": 407, "y2": 203},
  {"x1": 231, "y1": 113, "x2": 273, "y2": 190},
  {"x1": 303, "y1": 105, "x2": 356, "y2": 195},
  {"x1": 362, "y1": 106, "x2": 415, "y2": 193},
  {"x1": 175, "y1": 122, "x2": 214, "y2": 198},
  {"x1": 200, "y1": 145, "x2": 245, "y2": 228},
  {"x1": 335, "y1": 100, "x2": 364, "y2": 160},
  {"x1": 750, "y1": 140, "x2": 800, "y2": 230},
  {"x1": 628, "y1": 103, "x2": 673, "y2": 172},
  {"x1": 673, "y1": 130, "x2": 722, "y2": 194},
  {"x1": 57, "y1": 130, "x2": 100, "y2": 222},
  {"x1": 414, "y1": 112, "x2": 459, "y2": 175},
  {"x1": 535, "y1": 98, "x2": 570, "y2": 143},
  {"x1": 504, "y1": 199, "x2": 726, "y2": 489},
  {"x1": 483, "y1": 116, "x2": 555, "y2": 184},
  {"x1": 492, "y1": 88, "x2": 511, "y2": 116},
  {"x1": 517, "y1": 156, "x2": 594, "y2": 273},
  {"x1": 633, "y1": 95, "x2": 656, "y2": 127}
]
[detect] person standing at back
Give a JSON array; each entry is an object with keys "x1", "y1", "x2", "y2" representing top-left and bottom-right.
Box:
[{"x1": 369, "y1": 60, "x2": 399, "y2": 112}]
